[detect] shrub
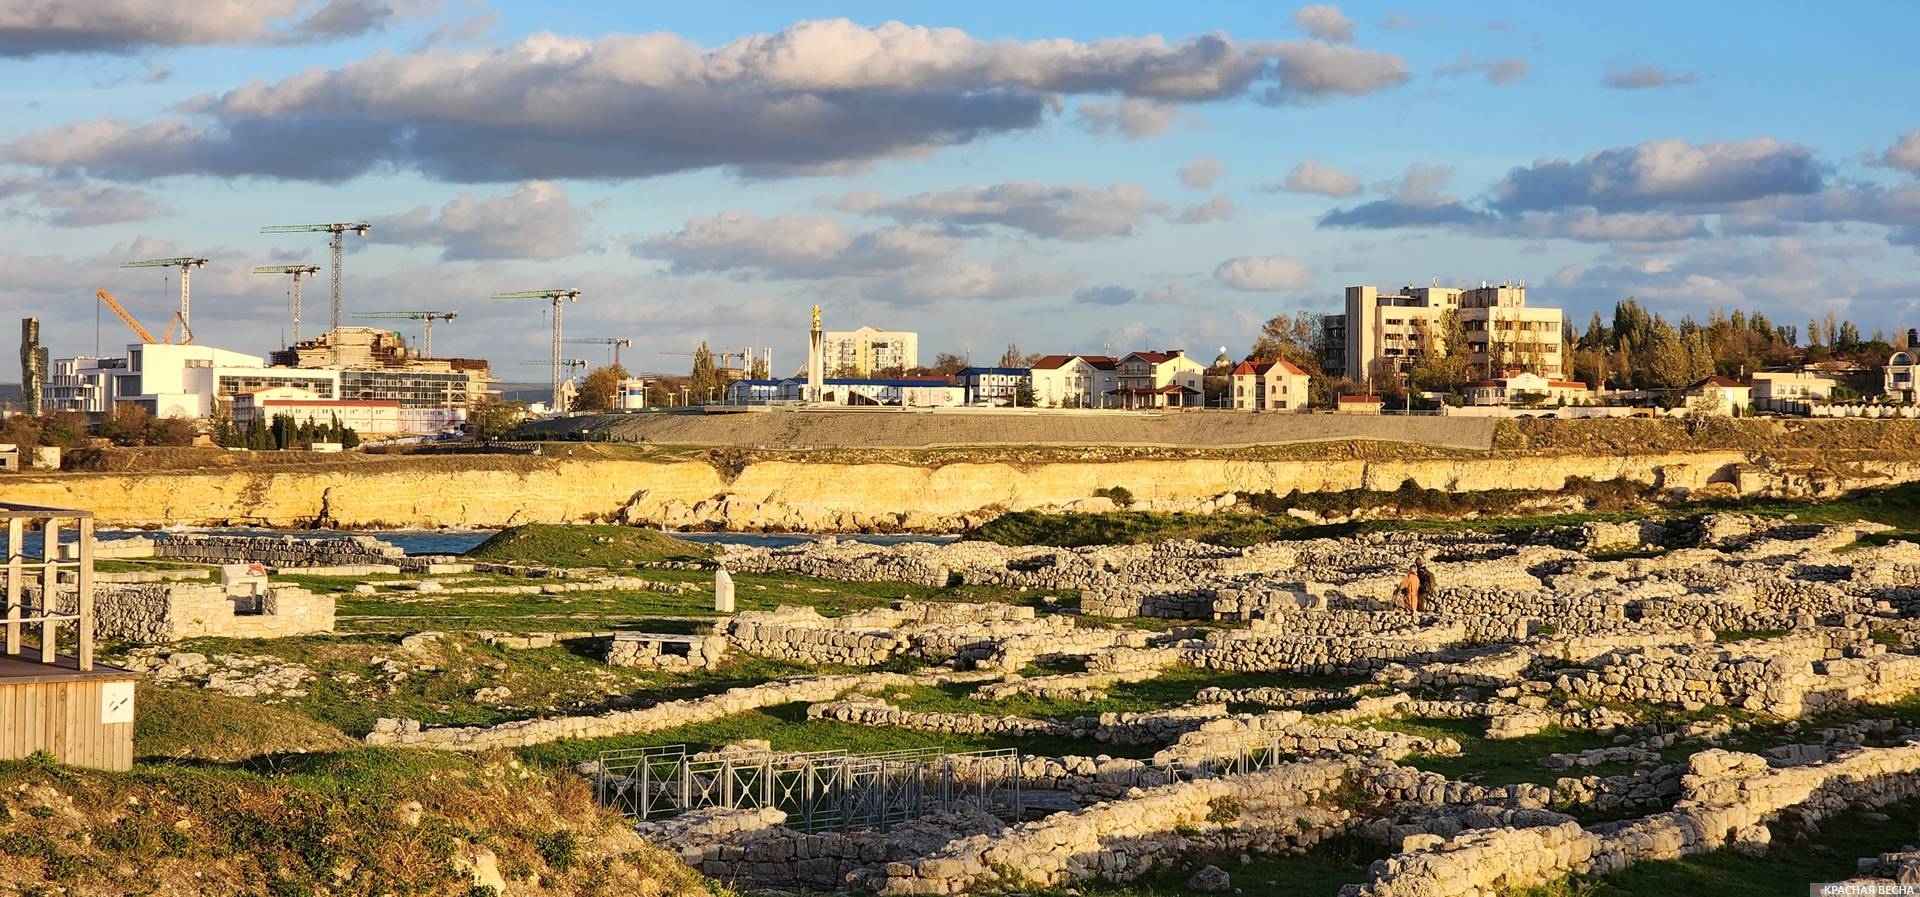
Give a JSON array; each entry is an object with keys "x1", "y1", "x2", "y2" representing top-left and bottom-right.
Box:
[{"x1": 1093, "y1": 486, "x2": 1135, "y2": 508}]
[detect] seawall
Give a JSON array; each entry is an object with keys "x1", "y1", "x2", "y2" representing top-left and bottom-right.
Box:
[{"x1": 5, "y1": 450, "x2": 1910, "y2": 531}]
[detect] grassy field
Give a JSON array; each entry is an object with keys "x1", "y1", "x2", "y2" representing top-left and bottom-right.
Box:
[
  {"x1": 886, "y1": 668, "x2": 1363, "y2": 720},
  {"x1": 1366, "y1": 716, "x2": 1632, "y2": 786},
  {"x1": 1512, "y1": 799, "x2": 1920, "y2": 897},
  {"x1": 465, "y1": 523, "x2": 715, "y2": 566},
  {"x1": 973, "y1": 480, "x2": 1920, "y2": 548}
]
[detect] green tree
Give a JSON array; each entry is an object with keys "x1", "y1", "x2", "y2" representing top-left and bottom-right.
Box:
[
  {"x1": 1014, "y1": 380, "x2": 1035, "y2": 407},
  {"x1": 688, "y1": 343, "x2": 719, "y2": 403},
  {"x1": 38, "y1": 410, "x2": 89, "y2": 448},
  {"x1": 573, "y1": 363, "x2": 630, "y2": 412},
  {"x1": 97, "y1": 401, "x2": 150, "y2": 446},
  {"x1": 467, "y1": 397, "x2": 526, "y2": 443},
  {"x1": 1646, "y1": 319, "x2": 1689, "y2": 389}
]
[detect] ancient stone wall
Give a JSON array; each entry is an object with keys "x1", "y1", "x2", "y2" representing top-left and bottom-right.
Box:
[
  {"x1": 80, "y1": 582, "x2": 334, "y2": 643},
  {"x1": 151, "y1": 533, "x2": 404, "y2": 569}
]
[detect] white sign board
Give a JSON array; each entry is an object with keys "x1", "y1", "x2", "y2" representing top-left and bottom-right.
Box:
[{"x1": 100, "y1": 681, "x2": 135, "y2": 724}]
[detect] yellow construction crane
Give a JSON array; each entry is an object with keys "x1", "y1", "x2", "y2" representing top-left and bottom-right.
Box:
[{"x1": 94, "y1": 289, "x2": 191, "y2": 345}]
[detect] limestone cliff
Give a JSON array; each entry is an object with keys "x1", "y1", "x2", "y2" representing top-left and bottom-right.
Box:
[{"x1": 6, "y1": 450, "x2": 1913, "y2": 531}]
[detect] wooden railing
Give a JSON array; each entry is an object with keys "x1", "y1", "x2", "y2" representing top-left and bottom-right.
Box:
[{"x1": 2, "y1": 504, "x2": 95, "y2": 670}]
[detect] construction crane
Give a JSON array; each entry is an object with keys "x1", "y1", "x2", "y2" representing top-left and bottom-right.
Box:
[
  {"x1": 252, "y1": 264, "x2": 321, "y2": 345},
  {"x1": 564, "y1": 337, "x2": 630, "y2": 367},
  {"x1": 94, "y1": 289, "x2": 191, "y2": 345},
  {"x1": 260, "y1": 222, "x2": 371, "y2": 354},
  {"x1": 120, "y1": 256, "x2": 208, "y2": 332},
  {"x1": 352, "y1": 311, "x2": 458, "y2": 358},
  {"x1": 492, "y1": 288, "x2": 581, "y2": 413},
  {"x1": 660, "y1": 347, "x2": 751, "y2": 368}
]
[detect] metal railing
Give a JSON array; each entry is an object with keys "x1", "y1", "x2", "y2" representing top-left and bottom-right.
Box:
[{"x1": 596, "y1": 744, "x2": 1022, "y2": 833}]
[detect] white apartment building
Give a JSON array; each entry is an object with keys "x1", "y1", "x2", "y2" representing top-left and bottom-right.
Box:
[
  {"x1": 1028, "y1": 355, "x2": 1118, "y2": 408},
  {"x1": 1322, "y1": 282, "x2": 1564, "y2": 385},
  {"x1": 821, "y1": 327, "x2": 918, "y2": 375}
]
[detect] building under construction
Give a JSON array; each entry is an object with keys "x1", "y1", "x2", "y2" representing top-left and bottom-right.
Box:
[{"x1": 268, "y1": 326, "x2": 493, "y2": 410}]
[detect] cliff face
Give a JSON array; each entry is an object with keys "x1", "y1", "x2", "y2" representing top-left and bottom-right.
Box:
[{"x1": 6, "y1": 450, "x2": 1912, "y2": 531}]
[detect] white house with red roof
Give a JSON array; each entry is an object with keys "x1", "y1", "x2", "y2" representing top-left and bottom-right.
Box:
[
  {"x1": 1027, "y1": 355, "x2": 1118, "y2": 407},
  {"x1": 1229, "y1": 359, "x2": 1311, "y2": 411},
  {"x1": 1111, "y1": 350, "x2": 1205, "y2": 409}
]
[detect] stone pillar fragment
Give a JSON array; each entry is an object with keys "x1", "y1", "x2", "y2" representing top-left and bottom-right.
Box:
[{"x1": 714, "y1": 567, "x2": 735, "y2": 613}]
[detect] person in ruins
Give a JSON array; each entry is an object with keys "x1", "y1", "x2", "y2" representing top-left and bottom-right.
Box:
[{"x1": 1395, "y1": 553, "x2": 1436, "y2": 613}]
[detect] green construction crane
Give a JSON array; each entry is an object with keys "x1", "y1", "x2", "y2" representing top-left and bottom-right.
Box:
[
  {"x1": 492, "y1": 289, "x2": 582, "y2": 413},
  {"x1": 121, "y1": 256, "x2": 208, "y2": 332}
]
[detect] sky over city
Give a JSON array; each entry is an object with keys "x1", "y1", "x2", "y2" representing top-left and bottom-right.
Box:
[{"x1": 3, "y1": 0, "x2": 1919, "y2": 378}]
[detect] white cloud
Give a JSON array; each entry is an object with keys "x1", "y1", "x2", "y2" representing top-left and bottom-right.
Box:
[
  {"x1": 1601, "y1": 62, "x2": 1700, "y2": 90},
  {"x1": 1075, "y1": 98, "x2": 1180, "y2": 140},
  {"x1": 1434, "y1": 53, "x2": 1529, "y2": 85},
  {"x1": 373, "y1": 181, "x2": 588, "y2": 261},
  {"x1": 3, "y1": 20, "x2": 1411, "y2": 182},
  {"x1": 831, "y1": 182, "x2": 1167, "y2": 240},
  {"x1": 1173, "y1": 195, "x2": 1236, "y2": 224},
  {"x1": 1292, "y1": 5, "x2": 1355, "y2": 43},
  {"x1": 1264, "y1": 157, "x2": 1362, "y2": 196},
  {"x1": 637, "y1": 211, "x2": 956, "y2": 278},
  {"x1": 1213, "y1": 255, "x2": 1313, "y2": 292},
  {"x1": 0, "y1": 0, "x2": 429, "y2": 56},
  {"x1": 1177, "y1": 156, "x2": 1224, "y2": 190},
  {"x1": 1871, "y1": 130, "x2": 1920, "y2": 176},
  {"x1": 1491, "y1": 138, "x2": 1824, "y2": 213}
]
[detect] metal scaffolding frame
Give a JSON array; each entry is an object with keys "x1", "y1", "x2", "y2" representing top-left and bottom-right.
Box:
[{"x1": 596, "y1": 744, "x2": 1023, "y2": 833}]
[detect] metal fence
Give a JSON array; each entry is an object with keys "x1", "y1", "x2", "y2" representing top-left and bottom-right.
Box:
[{"x1": 596, "y1": 744, "x2": 1023, "y2": 833}]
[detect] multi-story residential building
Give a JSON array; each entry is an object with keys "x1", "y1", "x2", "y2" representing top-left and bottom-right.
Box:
[
  {"x1": 1111, "y1": 350, "x2": 1205, "y2": 409},
  {"x1": 271, "y1": 326, "x2": 493, "y2": 410},
  {"x1": 1751, "y1": 371, "x2": 1841, "y2": 410},
  {"x1": 1320, "y1": 282, "x2": 1564, "y2": 385},
  {"x1": 1229, "y1": 360, "x2": 1311, "y2": 411},
  {"x1": 956, "y1": 367, "x2": 1030, "y2": 405},
  {"x1": 821, "y1": 327, "x2": 918, "y2": 376},
  {"x1": 1028, "y1": 355, "x2": 1117, "y2": 408},
  {"x1": 1686, "y1": 375, "x2": 1753, "y2": 416}
]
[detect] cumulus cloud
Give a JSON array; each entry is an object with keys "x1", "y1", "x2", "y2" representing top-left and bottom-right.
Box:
[
  {"x1": 1601, "y1": 62, "x2": 1700, "y2": 90},
  {"x1": 1074, "y1": 284, "x2": 1139, "y2": 305},
  {"x1": 637, "y1": 211, "x2": 957, "y2": 279},
  {"x1": 1293, "y1": 5, "x2": 1355, "y2": 43},
  {"x1": 1264, "y1": 40, "x2": 1410, "y2": 104},
  {"x1": 1261, "y1": 157, "x2": 1362, "y2": 196},
  {"x1": 1319, "y1": 163, "x2": 1489, "y2": 228},
  {"x1": 1075, "y1": 98, "x2": 1180, "y2": 140},
  {"x1": 1173, "y1": 195, "x2": 1236, "y2": 224},
  {"x1": 374, "y1": 181, "x2": 588, "y2": 261},
  {"x1": 1434, "y1": 53, "x2": 1529, "y2": 85},
  {"x1": 1490, "y1": 138, "x2": 1824, "y2": 214},
  {"x1": 831, "y1": 182, "x2": 1167, "y2": 240},
  {"x1": 1177, "y1": 156, "x2": 1224, "y2": 189},
  {"x1": 858, "y1": 261, "x2": 1068, "y2": 307},
  {"x1": 0, "y1": 176, "x2": 171, "y2": 227},
  {"x1": 3, "y1": 20, "x2": 1411, "y2": 183},
  {"x1": 0, "y1": 0, "x2": 427, "y2": 56},
  {"x1": 1871, "y1": 131, "x2": 1920, "y2": 176},
  {"x1": 1213, "y1": 255, "x2": 1313, "y2": 292}
]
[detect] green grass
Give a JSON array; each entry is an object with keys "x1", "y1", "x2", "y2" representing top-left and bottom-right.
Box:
[
  {"x1": 333, "y1": 567, "x2": 1073, "y2": 632},
  {"x1": 1511, "y1": 799, "x2": 1920, "y2": 897},
  {"x1": 1366, "y1": 717, "x2": 1627, "y2": 786},
  {"x1": 887, "y1": 668, "x2": 1364, "y2": 721},
  {"x1": 1050, "y1": 833, "x2": 1389, "y2": 897},
  {"x1": 970, "y1": 481, "x2": 1920, "y2": 549},
  {"x1": 464, "y1": 523, "x2": 714, "y2": 566},
  {"x1": 514, "y1": 700, "x2": 1098, "y2": 766},
  {"x1": 133, "y1": 684, "x2": 355, "y2": 760},
  {"x1": 146, "y1": 632, "x2": 822, "y2": 738}
]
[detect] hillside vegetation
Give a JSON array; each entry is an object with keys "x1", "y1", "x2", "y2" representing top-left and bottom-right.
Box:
[{"x1": 465, "y1": 524, "x2": 714, "y2": 566}]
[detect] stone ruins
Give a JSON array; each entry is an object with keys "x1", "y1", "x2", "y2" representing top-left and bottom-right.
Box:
[{"x1": 332, "y1": 514, "x2": 1920, "y2": 894}]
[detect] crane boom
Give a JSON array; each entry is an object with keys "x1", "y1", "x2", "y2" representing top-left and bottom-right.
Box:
[
  {"x1": 261, "y1": 222, "x2": 371, "y2": 360},
  {"x1": 493, "y1": 289, "x2": 582, "y2": 412},
  {"x1": 94, "y1": 290, "x2": 157, "y2": 344},
  {"x1": 121, "y1": 256, "x2": 208, "y2": 332},
  {"x1": 351, "y1": 310, "x2": 458, "y2": 357}
]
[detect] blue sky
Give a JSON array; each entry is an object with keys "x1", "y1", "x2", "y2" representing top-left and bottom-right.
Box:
[{"x1": 2, "y1": 1, "x2": 1917, "y2": 378}]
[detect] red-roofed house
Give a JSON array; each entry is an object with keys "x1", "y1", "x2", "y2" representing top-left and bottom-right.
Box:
[
  {"x1": 1111, "y1": 350, "x2": 1205, "y2": 409},
  {"x1": 1029, "y1": 355, "x2": 1118, "y2": 408},
  {"x1": 1230, "y1": 359, "x2": 1311, "y2": 411}
]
